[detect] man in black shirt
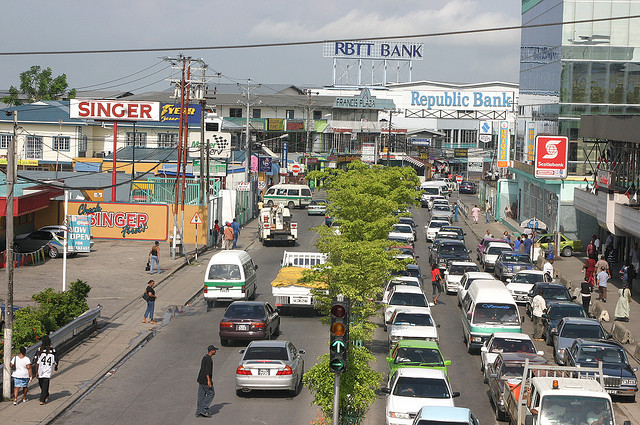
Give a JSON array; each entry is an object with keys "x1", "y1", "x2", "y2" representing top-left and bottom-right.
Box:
[{"x1": 196, "y1": 344, "x2": 218, "y2": 417}]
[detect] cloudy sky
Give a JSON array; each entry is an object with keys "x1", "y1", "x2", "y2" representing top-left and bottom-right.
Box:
[{"x1": 2, "y1": 1, "x2": 522, "y2": 94}]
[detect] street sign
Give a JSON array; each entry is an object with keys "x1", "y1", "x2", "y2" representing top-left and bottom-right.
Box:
[
  {"x1": 497, "y1": 120, "x2": 510, "y2": 168},
  {"x1": 237, "y1": 182, "x2": 251, "y2": 191},
  {"x1": 456, "y1": 175, "x2": 463, "y2": 184},
  {"x1": 190, "y1": 212, "x2": 203, "y2": 225},
  {"x1": 257, "y1": 180, "x2": 266, "y2": 190},
  {"x1": 290, "y1": 164, "x2": 301, "y2": 175}
]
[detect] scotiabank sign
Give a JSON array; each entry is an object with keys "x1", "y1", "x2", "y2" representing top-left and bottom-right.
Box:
[
  {"x1": 534, "y1": 136, "x2": 568, "y2": 179},
  {"x1": 70, "y1": 99, "x2": 160, "y2": 121}
]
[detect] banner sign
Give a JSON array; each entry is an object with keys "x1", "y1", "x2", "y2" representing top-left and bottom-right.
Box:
[
  {"x1": 411, "y1": 138, "x2": 431, "y2": 146},
  {"x1": 497, "y1": 121, "x2": 510, "y2": 168},
  {"x1": 258, "y1": 156, "x2": 272, "y2": 173},
  {"x1": 70, "y1": 100, "x2": 160, "y2": 121},
  {"x1": 361, "y1": 143, "x2": 376, "y2": 163},
  {"x1": 286, "y1": 120, "x2": 305, "y2": 131},
  {"x1": 333, "y1": 88, "x2": 396, "y2": 110},
  {"x1": 70, "y1": 201, "x2": 168, "y2": 241},
  {"x1": 454, "y1": 148, "x2": 468, "y2": 158},
  {"x1": 411, "y1": 91, "x2": 514, "y2": 111},
  {"x1": 282, "y1": 142, "x2": 288, "y2": 168},
  {"x1": 188, "y1": 132, "x2": 232, "y2": 158},
  {"x1": 534, "y1": 135, "x2": 568, "y2": 179},
  {"x1": 160, "y1": 103, "x2": 201, "y2": 124},
  {"x1": 323, "y1": 41, "x2": 424, "y2": 60},
  {"x1": 527, "y1": 122, "x2": 536, "y2": 162},
  {"x1": 68, "y1": 215, "x2": 91, "y2": 252}
]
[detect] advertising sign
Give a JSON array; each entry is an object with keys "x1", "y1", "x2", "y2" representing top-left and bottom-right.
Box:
[
  {"x1": 286, "y1": 120, "x2": 305, "y2": 131},
  {"x1": 188, "y1": 132, "x2": 232, "y2": 158},
  {"x1": 454, "y1": 148, "x2": 468, "y2": 158},
  {"x1": 527, "y1": 122, "x2": 536, "y2": 162},
  {"x1": 534, "y1": 136, "x2": 568, "y2": 179},
  {"x1": 68, "y1": 215, "x2": 91, "y2": 253},
  {"x1": 323, "y1": 41, "x2": 424, "y2": 60},
  {"x1": 479, "y1": 121, "x2": 493, "y2": 135},
  {"x1": 160, "y1": 103, "x2": 201, "y2": 124},
  {"x1": 258, "y1": 157, "x2": 272, "y2": 173},
  {"x1": 361, "y1": 143, "x2": 376, "y2": 164},
  {"x1": 333, "y1": 88, "x2": 396, "y2": 110},
  {"x1": 192, "y1": 160, "x2": 226, "y2": 177},
  {"x1": 411, "y1": 138, "x2": 431, "y2": 146},
  {"x1": 468, "y1": 159, "x2": 484, "y2": 172},
  {"x1": 497, "y1": 121, "x2": 510, "y2": 168},
  {"x1": 69, "y1": 202, "x2": 168, "y2": 241},
  {"x1": 410, "y1": 91, "x2": 514, "y2": 111},
  {"x1": 267, "y1": 119, "x2": 285, "y2": 131},
  {"x1": 237, "y1": 182, "x2": 251, "y2": 191},
  {"x1": 70, "y1": 100, "x2": 160, "y2": 121},
  {"x1": 282, "y1": 142, "x2": 288, "y2": 168},
  {"x1": 597, "y1": 169, "x2": 615, "y2": 188}
]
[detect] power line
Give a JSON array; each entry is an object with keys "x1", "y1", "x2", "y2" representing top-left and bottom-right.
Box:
[
  {"x1": 1, "y1": 14, "x2": 638, "y2": 57},
  {"x1": 73, "y1": 60, "x2": 166, "y2": 90}
]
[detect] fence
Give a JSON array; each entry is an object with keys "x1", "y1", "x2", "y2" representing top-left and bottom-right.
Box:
[{"x1": 130, "y1": 177, "x2": 221, "y2": 206}]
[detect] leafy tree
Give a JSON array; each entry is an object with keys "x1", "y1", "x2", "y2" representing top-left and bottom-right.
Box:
[{"x1": 2, "y1": 65, "x2": 76, "y2": 106}]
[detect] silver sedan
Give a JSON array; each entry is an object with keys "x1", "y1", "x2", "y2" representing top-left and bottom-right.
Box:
[{"x1": 235, "y1": 340, "x2": 305, "y2": 396}]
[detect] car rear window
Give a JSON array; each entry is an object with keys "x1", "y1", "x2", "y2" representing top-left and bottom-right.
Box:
[
  {"x1": 208, "y1": 264, "x2": 242, "y2": 280},
  {"x1": 389, "y1": 293, "x2": 428, "y2": 307},
  {"x1": 449, "y1": 264, "x2": 479, "y2": 275},
  {"x1": 393, "y1": 313, "x2": 433, "y2": 326},
  {"x1": 560, "y1": 324, "x2": 605, "y2": 339},
  {"x1": 487, "y1": 246, "x2": 511, "y2": 255},
  {"x1": 393, "y1": 377, "x2": 450, "y2": 398},
  {"x1": 394, "y1": 347, "x2": 444, "y2": 366},
  {"x1": 225, "y1": 304, "x2": 265, "y2": 319},
  {"x1": 243, "y1": 346, "x2": 288, "y2": 361}
]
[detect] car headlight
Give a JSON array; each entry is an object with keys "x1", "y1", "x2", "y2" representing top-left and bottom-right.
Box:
[
  {"x1": 505, "y1": 266, "x2": 513, "y2": 272},
  {"x1": 389, "y1": 335, "x2": 400, "y2": 343},
  {"x1": 389, "y1": 412, "x2": 411, "y2": 419},
  {"x1": 622, "y1": 378, "x2": 637, "y2": 386},
  {"x1": 471, "y1": 336, "x2": 482, "y2": 342}
]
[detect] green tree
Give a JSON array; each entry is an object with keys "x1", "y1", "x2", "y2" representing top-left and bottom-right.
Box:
[{"x1": 2, "y1": 65, "x2": 76, "y2": 106}]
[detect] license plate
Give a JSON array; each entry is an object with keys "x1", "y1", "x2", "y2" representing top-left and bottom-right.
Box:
[
  {"x1": 606, "y1": 389, "x2": 616, "y2": 394},
  {"x1": 291, "y1": 296, "x2": 309, "y2": 304},
  {"x1": 236, "y1": 324, "x2": 249, "y2": 331},
  {"x1": 220, "y1": 287, "x2": 229, "y2": 293},
  {"x1": 258, "y1": 369, "x2": 269, "y2": 376}
]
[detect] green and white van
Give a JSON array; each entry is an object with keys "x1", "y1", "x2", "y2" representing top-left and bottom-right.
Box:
[
  {"x1": 461, "y1": 280, "x2": 522, "y2": 352},
  {"x1": 263, "y1": 184, "x2": 312, "y2": 209},
  {"x1": 204, "y1": 250, "x2": 258, "y2": 307}
]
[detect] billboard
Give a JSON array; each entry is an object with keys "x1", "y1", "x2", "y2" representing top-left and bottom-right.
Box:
[
  {"x1": 361, "y1": 143, "x2": 377, "y2": 163},
  {"x1": 70, "y1": 100, "x2": 160, "y2": 121},
  {"x1": 527, "y1": 122, "x2": 536, "y2": 162},
  {"x1": 159, "y1": 103, "x2": 201, "y2": 124},
  {"x1": 188, "y1": 132, "x2": 232, "y2": 158},
  {"x1": 323, "y1": 41, "x2": 424, "y2": 60},
  {"x1": 497, "y1": 121, "x2": 510, "y2": 168},
  {"x1": 534, "y1": 136, "x2": 568, "y2": 179},
  {"x1": 68, "y1": 215, "x2": 91, "y2": 252}
]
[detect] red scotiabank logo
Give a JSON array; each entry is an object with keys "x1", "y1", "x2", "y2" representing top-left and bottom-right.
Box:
[{"x1": 535, "y1": 136, "x2": 568, "y2": 178}]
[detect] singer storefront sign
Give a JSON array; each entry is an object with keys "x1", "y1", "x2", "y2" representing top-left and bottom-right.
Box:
[{"x1": 70, "y1": 100, "x2": 160, "y2": 121}]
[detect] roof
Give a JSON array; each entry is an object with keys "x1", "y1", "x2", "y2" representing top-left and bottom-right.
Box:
[
  {"x1": 0, "y1": 100, "x2": 86, "y2": 125},
  {"x1": 498, "y1": 352, "x2": 546, "y2": 363},
  {"x1": 396, "y1": 367, "x2": 447, "y2": 378},
  {"x1": 395, "y1": 340, "x2": 441, "y2": 349},
  {"x1": 415, "y1": 406, "x2": 472, "y2": 422},
  {"x1": 531, "y1": 377, "x2": 609, "y2": 395},
  {"x1": 572, "y1": 338, "x2": 623, "y2": 349},
  {"x1": 246, "y1": 340, "x2": 290, "y2": 348},
  {"x1": 560, "y1": 317, "x2": 603, "y2": 325},
  {"x1": 449, "y1": 261, "x2": 477, "y2": 266},
  {"x1": 392, "y1": 307, "x2": 433, "y2": 315},
  {"x1": 515, "y1": 270, "x2": 546, "y2": 275},
  {"x1": 464, "y1": 272, "x2": 494, "y2": 278},
  {"x1": 391, "y1": 286, "x2": 425, "y2": 294},
  {"x1": 491, "y1": 332, "x2": 532, "y2": 340},
  {"x1": 104, "y1": 146, "x2": 179, "y2": 162}
]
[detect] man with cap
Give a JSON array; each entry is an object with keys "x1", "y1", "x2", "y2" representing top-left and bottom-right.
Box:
[
  {"x1": 223, "y1": 222, "x2": 235, "y2": 250},
  {"x1": 196, "y1": 344, "x2": 218, "y2": 417}
]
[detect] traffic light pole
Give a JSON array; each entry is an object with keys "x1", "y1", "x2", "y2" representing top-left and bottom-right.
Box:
[{"x1": 333, "y1": 372, "x2": 340, "y2": 425}]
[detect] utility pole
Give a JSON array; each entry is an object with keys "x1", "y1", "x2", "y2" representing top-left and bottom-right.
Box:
[
  {"x1": 387, "y1": 110, "x2": 393, "y2": 167},
  {"x1": 3, "y1": 110, "x2": 17, "y2": 400},
  {"x1": 198, "y1": 65, "x2": 207, "y2": 206},
  {"x1": 304, "y1": 89, "x2": 319, "y2": 153},
  {"x1": 239, "y1": 80, "x2": 261, "y2": 183}
]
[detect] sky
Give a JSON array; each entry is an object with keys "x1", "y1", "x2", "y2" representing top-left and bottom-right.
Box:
[{"x1": 1, "y1": 1, "x2": 522, "y2": 95}]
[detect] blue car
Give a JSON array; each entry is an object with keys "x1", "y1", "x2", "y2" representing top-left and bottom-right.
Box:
[
  {"x1": 493, "y1": 251, "x2": 534, "y2": 282},
  {"x1": 1, "y1": 304, "x2": 22, "y2": 332},
  {"x1": 541, "y1": 301, "x2": 587, "y2": 345}
]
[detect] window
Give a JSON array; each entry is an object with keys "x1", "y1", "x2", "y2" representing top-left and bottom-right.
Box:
[
  {"x1": 205, "y1": 122, "x2": 219, "y2": 131},
  {"x1": 229, "y1": 108, "x2": 242, "y2": 118},
  {"x1": 0, "y1": 134, "x2": 12, "y2": 149},
  {"x1": 158, "y1": 133, "x2": 179, "y2": 148},
  {"x1": 313, "y1": 110, "x2": 322, "y2": 120},
  {"x1": 126, "y1": 132, "x2": 147, "y2": 147},
  {"x1": 252, "y1": 108, "x2": 261, "y2": 118},
  {"x1": 78, "y1": 135, "x2": 88, "y2": 153},
  {"x1": 286, "y1": 110, "x2": 295, "y2": 119},
  {"x1": 26, "y1": 136, "x2": 43, "y2": 159},
  {"x1": 53, "y1": 136, "x2": 70, "y2": 151}
]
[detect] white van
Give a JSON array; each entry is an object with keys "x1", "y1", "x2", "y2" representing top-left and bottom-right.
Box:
[
  {"x1": 461, "y1": 280, "x2": 521, "y2": 353},
  {"x1": 264, "y1": 184, "x2": 312, "y2": 209},
  {"x1": 204, "y1": 250, "x2": 258, "y2": 306},
  {"x1": 420, "y1": 181, "x2": 450, "y2": 207}
]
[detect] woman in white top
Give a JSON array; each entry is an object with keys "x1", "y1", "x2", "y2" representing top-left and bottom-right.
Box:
[
  {"x1": 34, "y1": 335, "x2": 58, "y2": 405},
  {"x1": 10, "y1": 346, "x2": 33, "y2": 404}
]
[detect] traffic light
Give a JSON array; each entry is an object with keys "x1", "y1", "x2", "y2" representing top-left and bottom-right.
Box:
[{"x1": 329, "y1": 297, "x2": 350, "y2": 373}]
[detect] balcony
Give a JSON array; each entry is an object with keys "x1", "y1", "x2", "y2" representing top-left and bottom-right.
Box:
[{"x1": 574, "y1": 187, "x2": 640, "y2": 237}]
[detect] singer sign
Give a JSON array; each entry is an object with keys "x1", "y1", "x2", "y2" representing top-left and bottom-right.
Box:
[
  {"x1": 534, "y1": 136, "x2": 568, "y2": 179},
  {"x1": 70, "y1": 99, "x2": 160, "y2": 121}
]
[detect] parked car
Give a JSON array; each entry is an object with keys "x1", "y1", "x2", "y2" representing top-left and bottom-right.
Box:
[
  {"x1": 541, "y1": 301, "x2": 588, "y2": 345},
  {"x1": 505, "y1": 270, "x2": 552, "y2": 304},
  {"x1": 235, "y1": 340, "x2": 305, "y2": 396},
  {"x1": 443, "y1": 261, "x2": 479, "y2": 294},
  {"x1": 398, "y1": 217, "x2": 417, "y2": 236},
  {"x1": 456, "y1": 271, "x2": 496, "y2": 307},
  {"x1": 480, "y1": 332, "x2": 542, "y2": 378},
  {"x1": 439, "y1": 226, "x2": 465, "y2": 242},
  {"x1": 412, "y1": 406, "x2": 480, "y2": 425},
  {"x1": 388, "y1": 307, "x2": 440, "y2": 346},
  {"x1": 388, "y1": 223, "x2": 415, "y2": 245},
  {"x1": 552, "y1": 317, "x2": 608, "y2": 364},
  {"x1": 425, "y1": 219, "x2": 450, "y2": 242},
  {"x1": 480, "y1": 241, "x2": 512, "y2": 272},
  {"x1": 526, "y1": 282, "x2": 576, "y2": 317},
  {"x1": 0, "y1": 304, "x2": 22, "y2": 333},
  {"x1": 430, "y1": 232, "x2": 462, "y2": 251},
  {"x1": 565, "y1": 338, "x2": 638, "y2": 400},
  {"x1": 306, "y1": 199, "x2": 327, "y2": 216},
  {"x1": 39, "y1": 225, "x2": 95, "y2": 250},
  {"x1": 458, "y1": 181, "x2": 477, "y2": 194},
  {"x1": 431, "y1": 240, "x2": 470, "y2": 270},
  {"x1": 384, "y1": 286, "x2": 430, "y2": 326},
  {"x1": 389, "y1": 245, "x2": 417, "y2": 261},
  {"x1": 493, "y1": 251, "x2": 535, "y2": 281},
  {"x1": 382, "y1": 277, "x2": 422, "y2": 304},
  {"x1": 219, "y1": 301, "x2": 281, "y2": 346},
  {"x1": 476, "y1": 238, "x2": 504, "y2": 261},
  {"x1": 535, "y1": 233, "x2": 582, "y2": 257},
  {"x1": 386, "y1": 340, "x2": 451, "y2": 376},
  {"x1": 383, "y1": 368, "x2": 460, "y2": 425}
]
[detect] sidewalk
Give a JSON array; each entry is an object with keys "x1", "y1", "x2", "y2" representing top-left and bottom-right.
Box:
[{"x1": 0, "y1": 223, "x2": 258, "y2": 424}]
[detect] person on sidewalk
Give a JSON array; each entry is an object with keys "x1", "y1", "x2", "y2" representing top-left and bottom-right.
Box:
[
  {"x1": 586, "y1": 238, "x2": 597, "y2": 260},
  {"x1": 582, "y1": 257, "x2": 597, "y2": 286},
  {"x1": 614, "y1": 285, "x2": 631, "y2": 322},
  {"x1": 223, "y1": 222, "x2": 234, "y2": 250},
  {"x1": 532, "y1": 290, "x2": 546, "y2": 340},
  {"x1": 212, "y1": 220, "x2": 221, "y2": 249},
  {"x1": 620, "y1": 261, "x2": 636, "y2": 295},
  {"x1": 430, "y1": 265, "x2": 443, "y2": 306},
  {"x1": 10, "y1": 346, "x2": 33, "y2": 404},
  {"x1": 142, "y1": 279, "x2": 157, "y2": 324},
  {"x1": 502, "y1": 231, "x2": 511, "y2": 245},
  {"x1": 595, "y1": 255, "x2": 611, "y2": 278},
  {"x1": 543, "y1": 258, "x2": 555, "y2": 279},
  {"x1": 523, "y1": 234, "x2": 533, "y2": 257},
  {"x1": 596, "y1": 266, "x2": 609, "y2": 302},
  {"x1": 483, "y1": 230, "x2": 493, "y2": 240},
  {"x1": 580, "y1": 280, "x2": 592, "y2": 315},
  {"x1": 593, "y1": 234, "x2": 601, "y2": 254},
  {"x1": 452, "y1": 202, "x2": 459, "y2": 222},
  {"x1": 514, "y1": 236, "x2": 522, "y2": 252},
  {"x1": 485, "y1": 200, "x2": 492, "y2": 223},
  {"x1": 471, "y1": 205, "x2": 480, "y2": 224},
  {"x1": 231, "y1": 218, "x2": 240, "y2": 249},
  {"x1": 631, "y1": 242, "x2": 640, "y2": 277},
  {"x1": 33, "y1": 335, "x2": 58, "y2": 405},
  {"x1": 149, "y1": 241, "x2": 161, "y2": 274},
  {"x1": 196, "y1": 344, "x2": 218, "y2": 418}
]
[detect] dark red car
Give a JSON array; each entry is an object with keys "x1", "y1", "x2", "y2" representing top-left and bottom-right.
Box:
[{"x1": 219, "y1": 301, "x2": 280, "y2": 346}]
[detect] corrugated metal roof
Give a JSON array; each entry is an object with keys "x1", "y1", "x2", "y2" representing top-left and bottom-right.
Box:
[
  {"x1": 0, "y1": 101, "x2": 86, "y2": 125},
  {"x1": 104, "y1": 146, "x2": 179, "y2": 162}
]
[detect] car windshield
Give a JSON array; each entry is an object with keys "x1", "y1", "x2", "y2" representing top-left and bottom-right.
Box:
[
  {"x1": 488, "y1": 246, "x2": 511, "y2": 255},
  {"x1": 389, "y1": 293, "x2": 428, "y2": 307},
  {"x1": 548, "y1": 305, "x2": 586, "y2": 320},
  {"x1": 434, "y1": 205, "x2": 450, "y2": 211},
  {"x1": 577, "y1": 346, "x2": 626, "y2": 365},
  {"x1": 394, "y1": 347, "x2": 444, "y2": 366},
  {"x1": 449, "y1": 264, "x2": 479, "y2": 275},
  {"x1": 512, "y1": 273, "x2": 545, "y2": 284},
  {"x1": 393, "y1": 377, "x2": 450, "y2": 398},
  {"x1": 441, "y1": 228, "x2": 462, "y2": 235},
  {"x1": 542, "y1": 287, "x2": 571, "y2": 301},
  {"x1": 225, "y1": 304, "x2": 265, "y2": 319},
  {"x1": 397, "y1": 248, "x2": 414, "y2": 256},
  {"x1": 310, "y1": 200, "x2": 326, "y2": 206},
  {"x1": 243, "y1": 346, "x2": 288, "y2": 361},
  {"x1": 393, "y1": 225, "x2": 412, "y2": 234},
  {"x1": 540, "y1": 396, "x2": 613, "y2": 425},
  {"x1": 208, "y1": 264, "x2": 242, "y2": 280},
  {"x1": 399, "y1": 219, "x2": 414, "y2": 226},
  {"x1": 429, "y1": 222, "x2": 446, "y2": 229},
  {"x1": 393, "y1": 313, "x2": 433, "y2": 326},
  {"x1": 423, "y1": 187, "x2": 439, "y2": 195},
  {"x1": 439, "y1": 244, "x2": 467, "y2": 255},
  {"x1": 474, "y1": 303, "x2": 519, "y2": 325},
  {"x1": 560, "y1": 324, "x2": 605, "y2": 339},
  {"x1": 501, "y1": 254, "x2": 532, "y2": 263},
  {"x1": 388, "y1": 280, "x2": 420, "y2": 292},
  {"x1": 492, "y1": 338, "x2": 536, "y2": 354}
]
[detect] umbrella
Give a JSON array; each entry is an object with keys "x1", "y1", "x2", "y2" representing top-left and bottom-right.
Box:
[{"x1": 520, "y1": 217, "x2": 547, "y2": 230}]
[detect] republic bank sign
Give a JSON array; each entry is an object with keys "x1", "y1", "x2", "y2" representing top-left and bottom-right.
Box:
[{"x1": 410, "y1": 91, "x2": 515, "y2": 111}]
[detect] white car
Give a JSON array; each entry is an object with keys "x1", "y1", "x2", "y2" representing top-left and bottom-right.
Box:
[
  {"x1": 382, "y1": 276, "x2": 422, "y2": 304},
  {"x1": 481, "y1": 242, "x2": 512, "y2": 272},
  {"x1": 388, "y1": 223, "x2": 415, "y2": 245},
  {"x1": 388, "y1": 307, "x2": 439, "y2": 347},
  {"x1": 505, "y1": 270, "x2": 552, "y2": 304},
  {"x1": 456, "y1": 272, "x2": 496, "y2": 307},
  {"x1": 425, "y1": 219, "x2": 450, "y2": 242},
  {"x1": 480, "y1": 333, "x2": 543, "y2": 382},
  {"x1": 427, "y1": 195, "x2": 447, "y2": 210},
  {"x1": 431, "y1": 204, "x2": 453, "y2": 221},
  {"x1": 384, "y1": 286, "x2": 430, "y2": 325},
  {"x1": 431, "y1": 198, "x2": 450, "y2": 210},
  {"x1": 444, "y1": 261, "x2": 479, "y2": 294},
  {"x1": 384, "y1": 368, "x2": 459, "y2": 425}
]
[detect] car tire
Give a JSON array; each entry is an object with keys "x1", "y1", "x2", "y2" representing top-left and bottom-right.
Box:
[
  {"x1": 290, "y1": 373, "x2": 303, "y2": 397},
  {"x1": 562, "y1": 246, "x2": 573, "y2": 257},
  {"x1": 287, "y1": 201, "x2": 295, "y2": 210},
  {"x1": 495, "y1": 401, "x2": 507, "y2": 422},
  {"x1": 48, "y1": 246, "x2": 59, "y2": 259},
  {"x1": 220, "y1": 338, "x2": 229, "y2": 347}
]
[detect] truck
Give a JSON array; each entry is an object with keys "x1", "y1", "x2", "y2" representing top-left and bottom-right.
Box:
[
  {"x1": 504, "y1": 359, "x2": 631, "y2": 425},
  {"x1": 257, "y1": 205, "x2": 297, "y2": 246},
  {"x1": 271, "y1": 251, "x2": 327, "y2": 313}
]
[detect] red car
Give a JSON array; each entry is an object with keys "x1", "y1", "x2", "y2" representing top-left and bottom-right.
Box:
[
  {"x1": 219, "y1": 301, "x2": 280, "y2": 346},
  {"x1": 476, "y1": 238, "x2": 505, "y2": 261}
]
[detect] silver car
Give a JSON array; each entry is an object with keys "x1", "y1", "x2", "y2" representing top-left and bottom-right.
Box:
[{"x1": 235, "y1": 340, "x2": 305, "y2": 396}]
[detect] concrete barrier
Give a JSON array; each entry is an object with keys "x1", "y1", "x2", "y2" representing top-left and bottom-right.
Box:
[
  {"x1": 591, "y1": 300, "x2": 610, "y2": 322},
  {"x1": 611, "y1": 321, "x2": 634, "y2": 344},
  {"x1": 633, "y1": 343, "x2": 640, "y2": 359}
]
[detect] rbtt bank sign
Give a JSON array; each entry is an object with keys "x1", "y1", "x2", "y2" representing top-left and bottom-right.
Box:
[
  {"x1": 324, "y1": 41, "x2": 424, "y2": 60},
  {"x1": 410, "y1": 91, "x2": 515, "y2": 110}
]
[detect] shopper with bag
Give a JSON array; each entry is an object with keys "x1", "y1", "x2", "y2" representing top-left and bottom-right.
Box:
[
  {"x1": 142, "y1": 279, "x2": 157, "y2": 324},
  {"x1": 430, "y1": 265, "x2": 443, "y2": 306}
]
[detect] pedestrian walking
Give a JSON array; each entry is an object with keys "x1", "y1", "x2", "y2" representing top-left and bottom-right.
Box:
[
  {"x1": 471, "y1": 205, "x2": 480, "y2": 224},
  {"x1": 631, "y1": 242, "x2": 640, "y2": 274},
  {"x1": 595, "y1": 255, "x2": 611, "y2": 278},
  {"x1": 514, "y1": 236, "x2": 522, "y2": 252},
  {"x1": 430, "y1": 265, "x2": 443, "y2": 306},
  {"x1": 149, "y1": 241, "x2": 161, "y2": 274},
  {"x1": 593, "y1": 234, "x2": 601, "y2": 254},
  {"x1": 212, "y1": 220, "x2": 221, "y2": 249},
  {"x1": 223, "y1": 222, "x2": 234, "y2": 250},
  {"x1": 33, "y1": 335, "x2": 58, "y2": 405},
  {"x1": 502, "y1": 231, "x2": 511, "y2": 245},
  {"x1": 545, "y1": 241, "x2": 555, "y2": 260},
  {"x1": 614, "y1": 285, "x2": 631, "y2": 322},
  {"x1": 596, "y1": 266, "x2": 609, "y2": 302},
  {"x1": 532, "y1": 290, "x2": 546, "y2": 340},
  {"x1": 196, "y1": 344, "x2": 218, "y2": 418},
  {"x1": 485, "y1": 200, "x2": 492, "y2": 223},
  {"x1": 523, "y1": 234, "x2": 533, "y2": 256},
  {"x1": 580, "y1": 280, "x2": 592, "y2": 315},
  {"x1": 586, "y1": 239, "x2": 597, "y2": 260},
  {"x1": 142, "y1": 279, "x2": 157, "y2": 324},
  {"x1": 582, "y1": 257, "x2": 597, "y2": 285},
  {"x1": 483, "y1": 230, "x2": 493, "y2": 240},
  {"x1": 603, "y1": 231, "x2": 614, "y2": 260},
  {"x1": 231, "y1": 218, "x2": 240, "y2": 249},
  {"x1": 452, "y1": 202, "x2": 459, "y2": 222},
  {"x1": 10, "y1": 346, "x2": 33, "y2": 404},
  {"x1": 620, "y1": 262, "x2": 636, "y2": 295},
  {"x1": 543, "y1": 258, "x2": 555, "y2": 279}
]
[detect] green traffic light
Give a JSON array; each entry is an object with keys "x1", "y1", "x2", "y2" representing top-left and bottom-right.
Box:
[{"x1": 329, "y1": 358, "x2": 346, "y2": 372}]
